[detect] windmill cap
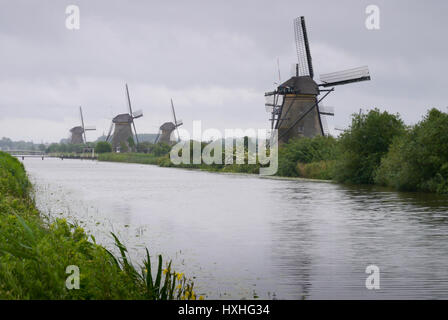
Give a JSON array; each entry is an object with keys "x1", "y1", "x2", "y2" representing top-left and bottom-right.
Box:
[
  {"x1": 70, "y1": 126, "x2": 84, "y2": 133},
  {"x1": 278, "y1": 76, "x2": 319, "y2": 95},
  {"x1": 160, "y1": 122, "x2": 176, "y2": 131},
  {"x1": 113, "y1": 113, "x2": 133, "y2": 123}
]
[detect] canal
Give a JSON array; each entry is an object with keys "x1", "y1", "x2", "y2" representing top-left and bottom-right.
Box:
[{"x1": 22, "y1": 158, "x2": 448, "y2": 299}]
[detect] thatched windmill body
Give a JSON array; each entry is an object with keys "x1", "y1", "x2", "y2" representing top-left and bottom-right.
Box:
[
  {"x1": 69, "y1": 107, "x2": 96, "y2": 144},
  {"x1": 155, "y1": 99, "x2": 183, "y2": 144},
  {"x1": 265, "y1": 16, "x2": 371, "y2": 143},
  {"x1": 106, "y1": 84, "x2": 143, "y2": 152}
]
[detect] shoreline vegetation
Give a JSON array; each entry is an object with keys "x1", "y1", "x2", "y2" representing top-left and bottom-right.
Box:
[
  {"x1": 0, "y1": 151, "x2": 201, "y2": 299},
  {"x1": 92, "y1": 108, "x2": 448, "y2": 194}
]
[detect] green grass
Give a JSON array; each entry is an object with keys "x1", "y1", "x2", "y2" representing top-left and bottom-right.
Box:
[
  {"x1": 98, "y1": 152, "x2": 163, "y2": 165},
  {"x1": 0, "y1": 151, "x2": 201, "y2": 299}
]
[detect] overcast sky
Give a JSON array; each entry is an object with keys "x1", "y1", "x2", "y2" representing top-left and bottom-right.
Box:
[{"x1": 0, "y1": 0, "x2": 447, "y2": 143}]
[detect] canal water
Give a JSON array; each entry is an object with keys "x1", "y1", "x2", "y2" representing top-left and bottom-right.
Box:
[{"x1": 22, "y1": 157, "x2": 448, "y2": 299}]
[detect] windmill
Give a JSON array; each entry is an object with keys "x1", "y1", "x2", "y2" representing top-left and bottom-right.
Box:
[
  {"x1": 69, "y1": 106, "x2": 96, "y2": 144},
  {"x1": 265, "y1": 16, "x2": 371, "y2": 143},
  {"x1": 155, "y1": 98, "x2": 183, "y2": 144},
  {"x1": 106, "y1": 84, "x2": 143, "y2": 152}
]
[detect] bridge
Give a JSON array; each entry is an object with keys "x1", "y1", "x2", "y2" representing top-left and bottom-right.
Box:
[{"x1": 2, "y1": 150, "x2": 46, "y2": 159}]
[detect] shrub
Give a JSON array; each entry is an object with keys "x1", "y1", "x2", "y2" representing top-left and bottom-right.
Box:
[
  {"x1": 375, "y1": 108, "x2": 448, "y2": 193},
  {"x1": 95, "y1": 141, "x2": 112, "y2": 153},
  {"x1": 333, "y1": 108, "x2": 405, "y2": 184},
  {"x1": 277, "y1": 136, "x2": 338, "y2": 177},
  {"x1": 296, "y1": 160, "x2": 336, "y2": 180}
]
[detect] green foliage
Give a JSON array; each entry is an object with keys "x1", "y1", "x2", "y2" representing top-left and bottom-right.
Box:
[
  {"x1": 375, "y1": 108, "x2": 448, "y2": 193},
  {"x1": 296, "y1": 160, "x2": 336, "y2": 180},
  {"x1": 98, "y1": 152, "x2": 163, "y2": 165},
  {"x1": 0, "y1": 137, "x2": 38, "y2": 151},
  {"x1": 333, "y1": 108, "x2": 405, "y2": 184},
  {"x1": 46, "y1": 143, "x2": 94, "y2": 154},
  {"x1": 0, "y1": 151, "x2": 200, "y2": 299},
  {"x1": 95, "y1": 141, "x2": 112, "y2": 154},
  {"x1": 120, "y1": 141, "x2": 129, "y2": 153},
  {"x1": 137, "y1": 142, "x2": 172, "y2": 156},
  {"x1": 277, "y1": 136, "x2": 338, "y2": 177}
]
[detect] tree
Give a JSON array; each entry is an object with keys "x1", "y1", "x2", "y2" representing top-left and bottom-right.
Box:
[
  {"x1": 333, "y1": 108, "x2": 405, "y2": 184},
  {"x1": 95, "y1": 141, "x2": 112, "y2": 153},
  {"x1": 277, "y1": 136, "x2": 338, "y2": 177},
  {"x1": 375, "y1": 108, "x2": 448, "y2": 193}
]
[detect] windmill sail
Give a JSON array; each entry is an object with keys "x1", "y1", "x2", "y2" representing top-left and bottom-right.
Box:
[
  {"x1": 106, "y1": 122, "x2": 114, "y2": 142},
  {"x1": 319, "y1": 66, "x2": 371, "y2": 87},
  {"x1": 79, "y1": 106, "x2": 86, "y2": 144},
  {"x1": 125, "y1": 83, "x2": 139, "y2": 145},
  {"x1": 132, "y1": 109, "x2": 143, "y2": 119},
  {"x1": 171, "y1": 99, "x2": 181, "y2": 142},
  {"x1": 294, "y1": 16, "x2": 313, "y2": 78}
]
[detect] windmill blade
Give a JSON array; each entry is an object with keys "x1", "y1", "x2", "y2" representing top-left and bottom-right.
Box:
[
  {"x1": 106, "y1": 122, "x2": 114, "y2": 142},
  {"x1": 318, "y1": 105, "x2": 335, "y2": 116},
  {"x1": 154, "y1": 131, "x2": 161, "y2": 144},
  {"x1": 125, "y1": 83, "x2": 133, "y2": 115},
  {"x1": 171, "y1": 98, "x2": 181, "y2": 142},
  {"x1": 320, "y1": 113, "x2": 330, "y2": 136},
  {"x1": 277, "y1": 57, "x2": 281, "y2": 83},
  {"x1": 84, "y1": 126, "x2": 96, "y2": 131},
  {"x1": 294, "y1": 16, "x2": 314, "y2": 78},
  {"x1": 132, "y1": 109, "x2": 143, "y2": 119},
  {"x1": 131, "y1": 119, "x2": 139, "y2": 145},
  {"x1": 79, "y1": 106, "x2": 87, "y2": 144},
  {"x1": 319, "y1": 66, "x2": 371, "y2": 87},
  {"x1": 125, "y1": 84, "x2": 139, "y2": 145}
]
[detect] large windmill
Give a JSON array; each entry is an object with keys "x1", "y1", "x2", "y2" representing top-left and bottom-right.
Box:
[
  {"x1": 265, "y1": 16, "x2": 371, "y2": 143},
  {"x1": 69, "y1": 106, "x2": 96, "y2": 144},
  {"x1": 106, "y1": 84, "x2": 143, "y2": 152},
  {"x1": 155, "y1": 98, "x2": 183, "y2": 144}
]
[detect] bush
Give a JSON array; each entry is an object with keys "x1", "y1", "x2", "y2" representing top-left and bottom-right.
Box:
[
  {"x1": 95, "y1": 141, "x2": 112, "y2": 153},
  {"x1": 296, "y1": 160, "x2": 336, "y2": 180},
  {"x1": 375, "y1": 108, "x2": 448, "y2": 193},
  {"x1": 333, "y1": 108, "x2": 405, "y2": 184},
  {"x1": 277, "y1": 136, "x2": 338, "y2": 177}
]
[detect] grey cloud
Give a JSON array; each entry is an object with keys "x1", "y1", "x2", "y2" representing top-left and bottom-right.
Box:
[{"x1": 0, "y1": 0, "x2": 447, "y2": 142}]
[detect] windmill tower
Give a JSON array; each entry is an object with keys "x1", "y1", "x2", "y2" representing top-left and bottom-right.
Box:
[
  {"x1": 69, "y1": 106, "x2": 96, "y2": 144},
  {"x1": 155, "y1": 99, "x2": 183, "y2": 144},
  {"x1": 106, "y1": 84, "x2": 143, "y2": 152},
  {"x1": 265, "y1": 16, "x2": 371, "y2": 143}
]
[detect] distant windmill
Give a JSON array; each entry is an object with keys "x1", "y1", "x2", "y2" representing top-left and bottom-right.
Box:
[
  {"x1": 106, "y1": 84, "x2": 143, "y2": 152},
  {"x1": 265, "y1": 16, "x2": 371, "y2": 143},
  {"x1": 155, "y1": 99, "x2": 183, "y2": 144},
  {"x1": 69, "y1": 106, "x2": 96, "y2": 144}
]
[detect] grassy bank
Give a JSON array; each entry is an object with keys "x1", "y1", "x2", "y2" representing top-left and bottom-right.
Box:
[
  {"x1": 0, "y1": 151, "x2": 199, "y2": 299},
  {"x1": 98, "y1": 152, "x2": 163, "y2": 165}
]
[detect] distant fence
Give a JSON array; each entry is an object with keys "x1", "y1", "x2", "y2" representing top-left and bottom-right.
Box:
[
  {"x1": 3, "y1": 150, "x2": 46, "y2": 158},
  {"x1": 2, "y1": 150, "x2": 97, "y2": 160}
]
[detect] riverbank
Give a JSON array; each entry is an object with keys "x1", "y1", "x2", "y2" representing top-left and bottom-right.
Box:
[
  {"x1": 96, "y1": 108, "x2": 448, "y2": 194},
  {"x1": 0, "y1": 151, "x2": 198, "y2": 299}
]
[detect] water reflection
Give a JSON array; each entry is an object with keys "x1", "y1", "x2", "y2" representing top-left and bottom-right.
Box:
[{"x1": 22, "y1": 158, "x2": 448, "y2": 299}]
